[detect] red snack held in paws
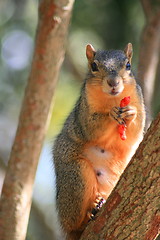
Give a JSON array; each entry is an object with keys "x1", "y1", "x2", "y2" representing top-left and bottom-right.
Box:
[
  {"x1": 118, "y1": 96, "x2": 130, "y2": 140},
  {"x1": 120, "y1": 96, "x2": 130, "y2": 108}
]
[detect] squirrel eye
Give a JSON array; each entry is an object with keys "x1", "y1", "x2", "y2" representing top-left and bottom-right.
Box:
[
  {"x1": 126, "y1": 62, "x2": 131, "y2": 70},
  {"x1": 91, "y1": 62, "x2": 98, "y2": 72}
]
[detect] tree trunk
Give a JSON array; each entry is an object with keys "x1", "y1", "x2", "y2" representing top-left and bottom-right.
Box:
[
  {"x1": 80, "y1": 113, "x2": 160, "y2": 240},
  {"x1": 138, "y1": 0, "x2": 160, "y2": 123},
  {"x1": 0, "y1": 0, "x2": 74, "y2": 240}
]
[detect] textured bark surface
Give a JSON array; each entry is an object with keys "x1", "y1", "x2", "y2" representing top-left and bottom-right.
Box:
[
  {"x1": 0, "y1": 0, "x2": 74, "y2": 239},
  {"x1": 138, "y1": 0, "x2": 160, "y2": 118},
  {"x1": 80, "y1": 113, "x2": 160, "y2": 240}
]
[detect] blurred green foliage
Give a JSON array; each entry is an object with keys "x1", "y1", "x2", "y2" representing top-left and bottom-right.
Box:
[
  {"x1": 0, "y1": 0, "x2": 37, "y2": 119},
  {"x1": 48, "y1": 71, "x2": 80, "y2": 139},
  {"x1": 72, "y1": 0, "x2": 144, "y2": 50}
]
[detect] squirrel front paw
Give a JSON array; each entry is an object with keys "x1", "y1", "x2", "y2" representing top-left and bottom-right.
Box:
[
  {"x1": 110, "y1": 106, "x2": 137, "y2": 125},
  {"x1": 119, "y1": 105, "x2": 137, "y2": 123}
]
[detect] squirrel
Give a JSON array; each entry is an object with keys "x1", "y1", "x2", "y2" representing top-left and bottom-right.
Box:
[{"x1": 53, "y1": 43, "x2": 146, "y2": 240}]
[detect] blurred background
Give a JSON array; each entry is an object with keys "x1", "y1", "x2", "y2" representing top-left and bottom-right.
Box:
[{"x1": 0, "y1": 0, "x2": 159, "y2": 239}]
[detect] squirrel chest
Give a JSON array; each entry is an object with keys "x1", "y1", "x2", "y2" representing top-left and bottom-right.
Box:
[{"x1": 81, "y1": 82, "x2": 144, "y2": 197}]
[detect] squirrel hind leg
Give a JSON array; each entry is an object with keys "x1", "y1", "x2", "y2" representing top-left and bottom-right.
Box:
[
  {"x1": 65, "y1": 196, "x2": 106, "y2": 240},
  {"x1": 56, "y1": 159, "x2": 98, "y2": 238}
]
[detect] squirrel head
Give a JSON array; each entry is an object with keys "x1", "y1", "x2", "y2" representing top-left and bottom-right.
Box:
[{"x1": 86, "y1": 43, "x2": 134, "y2": 96}]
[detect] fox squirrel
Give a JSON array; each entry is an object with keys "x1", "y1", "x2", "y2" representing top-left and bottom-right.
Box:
[{"x1": 53, "y1": 43, "x2": 146, "y2": 240}]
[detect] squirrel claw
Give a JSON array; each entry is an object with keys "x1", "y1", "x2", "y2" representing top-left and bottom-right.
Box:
[
  {"x1": 110, "y1": 105, "x2": 137, "y2": 124},
  {"x1": 88, "y1": 197, "x2": 106, "y2": 221},
  {"x1": 120, "y1": 106, "x2": 137, "y2": 121},
  {"x1": 110, "y1": 107, "x2": 125, "y2": 125}
]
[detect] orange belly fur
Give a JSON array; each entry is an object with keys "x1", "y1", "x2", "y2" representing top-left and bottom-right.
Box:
[{"x1": 82, "y1": 82, "x2": 144, "y2": 199}]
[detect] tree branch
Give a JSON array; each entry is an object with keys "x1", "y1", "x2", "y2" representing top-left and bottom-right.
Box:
[
  {"x1": 0, "y1": 0, "x2": 74, "y2": 239},
  {"x1": 140, "y1": 0, "x2": 152, "y2": 20},
  {"x1": 80, "y1": 113, "x2": 160, "y2": 239},
  {"x1": 138, "y1": 1, "x2": 160, "y2": 125}
]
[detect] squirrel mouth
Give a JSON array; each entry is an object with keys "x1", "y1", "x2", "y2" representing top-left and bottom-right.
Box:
[{"x1": 110, "y1": 88, "x2": 119, "y2": 96}]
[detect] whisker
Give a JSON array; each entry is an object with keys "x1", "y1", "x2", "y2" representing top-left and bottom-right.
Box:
[{"x1": 87, "y1": 80, "x2": 101, "y2": 85}]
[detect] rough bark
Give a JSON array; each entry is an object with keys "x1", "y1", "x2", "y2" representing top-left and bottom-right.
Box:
[
  {"x1": 80, "y1": 113, "x2": 160, "y2": 240},
  {"x1": 138, "y1": 0, "x2": 160, "y2": 120},
  {"x1": 153, "y1": 49, "x2": 160, "y2": 117},
  {"x1": 0, "y1": 0, "x2": 74, "y2": 240}
]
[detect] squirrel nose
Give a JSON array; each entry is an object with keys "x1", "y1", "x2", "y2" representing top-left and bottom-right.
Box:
[{"x1": 107, "y1": 78, "x2": 119, "y2": 87}]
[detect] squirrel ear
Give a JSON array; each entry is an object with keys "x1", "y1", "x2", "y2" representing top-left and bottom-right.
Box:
[
  {"x1": 86, "y1": 44, "x2": 96, "y2": 62},
  {"x1": 124, "y1": 43, "x2": 133, "y2": 62}
]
